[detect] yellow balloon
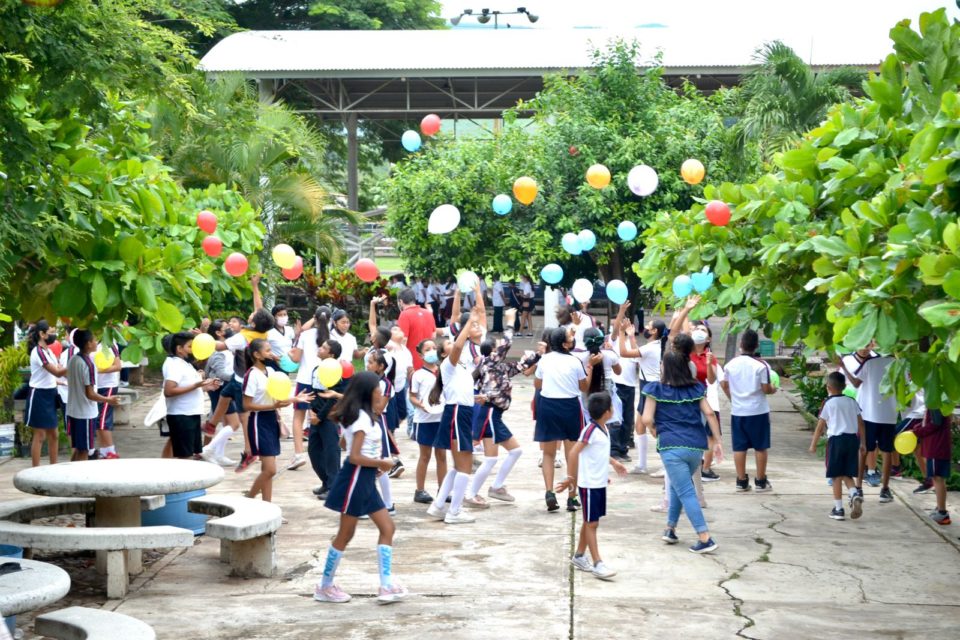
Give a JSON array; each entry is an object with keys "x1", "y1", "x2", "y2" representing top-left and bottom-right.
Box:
[
  {"x1": 585, "y1": 164, "x2": 611, "y2": 189},
  {"x1": 512, "y1": 176, "x2": 538, "y2": 205},
  {"x1": 192, "y1": 333, "x2": 216, "y2": 361},
  {"x1": 681, "y1": 158, "x2": 706, "y2": 185},
  {"x1": 271, "y1": 244, "x2": 297, "y2": 270},
  {"x1": 94, "y1": 349, "x2": 114, "y2": 370},
  {"x1": 316, "y1": 358, "x2": 343, "y2": 388},
  {"x1": 266, "y1": 371, "x2": 293, "y2": 401},
  {"x1": 894, "y1": 430, "x2": 918, "y2": 455}
]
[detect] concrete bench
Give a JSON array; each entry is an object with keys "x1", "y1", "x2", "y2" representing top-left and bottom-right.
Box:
[
  {"x1": 0, "y1": 521, "x2": 192, "y2": 598},
  {"x1": 36, "y1": 606, "x2": 155, "y2": 640},
  {"x1": 187, "y1": 495, "x2": 282, "y2": 578},
  {"x1": 0, "y1": 496, "x2": 164, "y2": 525}
]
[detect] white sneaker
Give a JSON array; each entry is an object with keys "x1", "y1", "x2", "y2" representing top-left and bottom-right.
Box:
[
  {"x1": 649, "y1": 502, "x2": 668, "y2": 513},
  {"x1": 570, "y1": 555, "x2": 593, "y2": 572},
  {"x1": 487, "y1": 486, "x2": 515, "y2": 502},
  {"x1": 629, "y1": 465, "x2": 647, "y2": 475},
  {"x1": 649, "y1": 468, "x2": 665, "y2": 478},
  {"x1": 215, "y1": 454, "x2": 236, "y2": 466},
  {"x1": 286, "y1": 453, "x2": 307, "y2": 471},
  {"x1": 426, "y1": 503, "x2": 447, "y2": 520},
  {"x1": 554, "y1": 458, "x2": 562, "y2": 469},
  {"x1": 592, "y1": 562, "x2": 617, "y2": 580},
  {"x1": 377, "y1": 584, "x2": 409, "y2": 604},
  {"x1": 443, "y1": 509, "x2": 476, "y2": 524},
  {"x1": 314, "y1": 584, "x2": 351, "y2": 603},
  {"x1": 200, "y1": 447, "x2": 217, "y2": 463}
]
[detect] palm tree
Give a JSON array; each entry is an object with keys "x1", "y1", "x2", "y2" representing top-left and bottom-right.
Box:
[{"x1": 733, "y1": 41, "x2": 864, "y2": 162}]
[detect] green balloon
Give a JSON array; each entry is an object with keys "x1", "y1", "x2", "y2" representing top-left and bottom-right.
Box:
[
  {"x1": 769, "y1": 371, "x2": 780, "y2": 388},
  {"x1": 842, "y1": 387, "x2": 857, "y2": 398}
]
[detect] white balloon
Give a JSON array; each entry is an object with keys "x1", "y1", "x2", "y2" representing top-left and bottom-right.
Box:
[
  {"x1": 628, "y1": 165, "x2": 659, "y2": 197},
  {"x1": 571, "y1": 278, "x2": 594, "y2": 303},
  {"x1": 428, "y1": 204, "x2": 461, "y2": 234},
  {"x1": 457, "y1": 270, "x2": 479, "y2": 293}
]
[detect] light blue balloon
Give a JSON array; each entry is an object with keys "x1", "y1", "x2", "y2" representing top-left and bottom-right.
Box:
[
  {"x1": 617, "y1": 220, "x2": 637, "y2": 241},
  {"x1": 401, "y1": 130, "x2": 422, "y2": 152},
  {"x1": 492, "y1": 194, "x2": 512, "y2": 215},
  {"x1": 606, "y1": 279, "x2": 628, "y2": 305},
  {"x1": 541, "y1": 263, "x2": 564, "y2": 284},
  {"x1": 672, "y1": 275, "x2": 693, "y2": 298},
  {"x1": 561, "y1": 232, "x2": 581, "y2": 255},
  {"x1": 691, "y1": 269, "x2": 715, "y2": 293},
  {"x1": 279, "y1": 354, "x2": 299, "y2": 373},
  {"x1": 578, "y1": 229, "x2": 596, "y2": 252}
]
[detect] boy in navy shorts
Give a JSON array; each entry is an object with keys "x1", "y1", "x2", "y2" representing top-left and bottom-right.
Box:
[
  {"x1": 809, "y1": 372, "x2": 866, "y2": 520},
  {"x1": 557, "y1": 392, "x2": 628, "y2": 581},
  {"x1": 913, "y1": 409, "x2": 953, "y2": 525}
]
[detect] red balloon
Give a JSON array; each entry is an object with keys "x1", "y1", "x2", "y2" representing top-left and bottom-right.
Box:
[
  {"x1": 420, "y1": 114, "x2": 441, "y2": 136},
  {"x1": 49, "y1": 339, "x2": 63, "y2": 359},
  {"x1": 705, "y1": 200, "x2": 731, "y2": 226},
  {"x1": 282, "y1": 256, "x2": 304, "y2": 280},
  {"x1": 224, "y1": 252, "x2": 249, "y2": 277},
  {"x1": 354, "y1": 258, "x2": 379, "y2": 283},
  {"x1": 568, "y1": 146, "x2": 579, "y2": 156},
  {"x1": 201, "y1": 235, "x2": 223, "y2": 258},
  {"x1": 197, "y1": 210, "x2": 217, "y2": 234},
  {"x1": 341, "y1": 361, "x2": 355, "y2": 379}
]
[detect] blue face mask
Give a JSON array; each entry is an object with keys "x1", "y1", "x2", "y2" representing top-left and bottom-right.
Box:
[{"x1": 423, "y1": 350, "x2": 438, "y2": 364}]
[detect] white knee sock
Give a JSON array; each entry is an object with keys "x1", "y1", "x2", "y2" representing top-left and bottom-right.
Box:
[
  {"x1": 635, "y1": 434, "x2": 648, "y2": 469},
  {"x1": 449, "y1": 472, "x2": 470, "y2": 513},
  {"x1": 378, "y1": 472, "x2": 394, "y2": 509},
  {"x1": 469, "y1": 457, "x2": 499, "y2": 497},
  {"x1": 432, "y1": 469, "x2": 457, "y2": 507},
  {"x1": 209, "y1": 425, "x2": 235, "y2": 458},
  {"x1": 493, "y1": 448, "x2": 523, "y2": 489}
]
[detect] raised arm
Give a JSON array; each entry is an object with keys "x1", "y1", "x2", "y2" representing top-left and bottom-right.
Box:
[
  {"x1": 368, "y1": 295, "x2": 384, "y2": 339},
  {"x1": 668, "y1": 295, "x2": 700, "y2": 342},
  {"x1": 448, "y1": 306, "x2": 479, "y2": 366},
  {"x1": 251, "y1": 273, "x2": 263, "y2": 311},
  {"x1": 450, "y1": 287, "x2": 462, "y2": 327}
]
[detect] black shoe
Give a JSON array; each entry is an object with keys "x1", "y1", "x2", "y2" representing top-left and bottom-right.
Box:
[
  {"x1": 388, "y1": 459, "x2": 405, "y2": 479},
  {"x1": 755, "y1": 477, "x2": 772, "y2": 493},
  {"x1": 312, "y1": 485, "x2": 328, "y2": 496},
  {"x1": 878, "y1": 487, "x2": 893, "y2": 503},
  {"x1": 567, "y1": 496, "x2": 580, "y2": 512},
  {"x1": 913, "y1": 480, "x2": 934, "y2": 494},
  {"x1": 736, "y1": 475, "x2": 751, "y2": 492},
  {"x1": 619, "y1": 453, "x2": 631, "y2": 462},
  {"x1": 829, "y1": 507, "x2": 845, "y2": 520},
  {"x1": 701, "y1": 468, "x2": 720, "y2": 482},
  {"x1": 414, "y1": 489, "x2": 433, "y2": 504},
  {"x1": 315, "y1": 489, "x2": 329, "y2": 501},
  {"x1": 545, "y1": 491, "x2": 559, "y2": 512},
  {"x1": 855, "y1": 487, "x2": 864, "y2": 498}
]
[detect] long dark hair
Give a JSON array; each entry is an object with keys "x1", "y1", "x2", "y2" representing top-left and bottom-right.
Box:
[
  {"x1": 27, "y1": 320, "x2": 51, "y2": 351},
  {"x1": 243, "y1": 338, "x2": 269, "y2": 371},
  {"x1": 314, "y1": 305, "x2": 331, "y2": 348},
  {"x1": 661, "y1": 350, "x2": 698, "y2": 387},
  {"x1": 547, "y1": 327, "x2": 570, "y2": 354},
  {"x1": 673, "y1": 333, "x2": 694, "y2": 361},
  {"x1": 427, "y1": 342, "x2": 450, "y2": 406},
  {"x1": 330, "y1": 370, "x2": 379, "y2": 426},
  {"x1": 583, "y1": 327, "x2": 606, "y2": 393},
  {"x1": 367, "y1": 349, "x2": 395, "y2": 386}
]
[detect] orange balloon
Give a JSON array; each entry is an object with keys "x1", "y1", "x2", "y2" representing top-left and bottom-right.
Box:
[
  {"x1": 681, "y1": 159, "x2": 706, "y2": 185},
  {"x1": 513, "y1": 176, "x2": 538, "y2": 205},
  {"x1": 586, "y1": 164, "x2": 611, "y2": 189}
]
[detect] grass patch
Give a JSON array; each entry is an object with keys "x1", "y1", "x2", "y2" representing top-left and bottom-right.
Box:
[{"x1": 375, "y1": 256, "x2": 405, "y2": 273}]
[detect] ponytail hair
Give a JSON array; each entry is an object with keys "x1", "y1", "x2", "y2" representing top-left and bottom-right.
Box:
[
  {"x1": 314, "y1": 305, "x2": 331, "y2": 348},
  {"x1": 368, "y1": 349, "x2": 395, "y2": 386},
  {"x1": 547, "y1": 327, "x2": 570, "y2": 354},
  {"x1": 243, "y1": 338, "x2": 269, "y2": 372},
  {"x1": 330, "y1": 370, "x2": 379, "y2": 426},
  {"x1": 27, "y1": 320, "x2": 51, "y2": 351},
  {"x1": 428, "y1": 365, "x2": 445, "y2": 406}
]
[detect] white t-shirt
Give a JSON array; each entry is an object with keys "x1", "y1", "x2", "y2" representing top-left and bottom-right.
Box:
[
  {"x1": 440, "y1": 357, "x2": 475, "y2": 406},
  {"x1": 576, "y1": 349, "x2": 620, "y2": 381},
  {"x1": 97, "y1": 345, "x2": 121, "y2": 389},
  {"x1": 414, "y1": 281, "x2": 426, "y2": 304},
  {"x1": 638, "y1": 341, "x2": 662, "y2": 383},
  {"x1": 295, "y1": 328, "x2": 321, "y2": 385},
  {"x1": 57, "y1": 345, "x2": 74, "y2": 403},
  {"x1": 840, "y1": 353, "x2": 864, "y2": 398},
  {"x1": 723, "y1": 355, "x2": 771, "y2": 417},
  {"x1": 410, "y1": 367, "x2": 442, "y2": 423},
  {"x1": 266, "y1": 327, "x2": 293, "y2": 359},
  {"x1": 577, "y1": 422, "x2": 612, "y2": 489},
  {"x1": 344, "y1": 411, "x2": 382, "y2": 460},
  {"x1": 572, "y1": 315, "x2": 596, "y2": 351},
  {"x1": 536, "y1": 351, "x2": 587, "y2": 399},
  {"x1": 520, "y1": 281, "x2": 534, "y2": 299},
  {"x1": 905, "y1": 388, "x2": 926, "y2": 420},
  {"x1": 330, "y1": 330, "x2": 358, "y2": 363},
  {"x1": 855, "y1": 356, "x2": 897, "y2": 424},
  {"x1": 388, "y1": 344, "x2": 413, "y2": 392},
  {"x1": 611, "y1": 338, "x2": 639, "y2": 387},
  {"x1": 706, "y1": 365, "x2": 725, "y2": 412},
  {"x1": 243, "y1": 366, "x2": 271, "y2": 406},
  {"x1": 224, "y1": 332, "x2": 249, "y2": 383},
  {"x1": 66, "y1": 354, "x2": 99, "y2": 419},
  {"x1": 30, "y1": 346, "x2": 59, "y2": 389},
  {"x1": 492, "y1": 281, "x2": 505, "y2": 306},
  {"x1": 162, "y1": 356, "x2": 203, "y2": 416},
  {"x1": 819, "y1": 394, "x2": 861, "y2": 437}
]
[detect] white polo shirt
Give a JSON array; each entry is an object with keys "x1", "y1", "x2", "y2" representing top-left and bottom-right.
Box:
[
  {"x1": 243, "y1": 367, "x2": 270, "y2": 406},
  {"x1": 723, "y1": 355, "x2": 771, "y2": 417},
  {"x1": 29, "y1": 346, "x2": 59, "y2": 389},
  {"x1": 410, "y1": 368, "x2": 442, "y2": 423},
  {"x1": 536, "y1": 351, "x2": 586, "y2": 399},
  {"x1": 162, "y1": 356, "x2": 203, "y2": 416},
  {"x1": 854, "y1": 355, "x2": 897, "y2": 424},
  {"x1": 344, "y1": 410, "x2": 382, "y2": 459},
  {"x1": 440, "y1": 357, "x2": 475, "y2": 406},
  {"x1": 819, "y1": 394, "x2": 861, "y2": 437},
  {"x1": 577, "y1": 421, "x2": 612, "y2": 489}
]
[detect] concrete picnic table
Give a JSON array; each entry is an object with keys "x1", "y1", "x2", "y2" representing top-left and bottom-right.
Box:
[
  {"x1": 13, "y1": 459, "x2": 224, "y2": 573},
  {"x1": 0, "y1": 558, "x2": 70, "y2": 617}
]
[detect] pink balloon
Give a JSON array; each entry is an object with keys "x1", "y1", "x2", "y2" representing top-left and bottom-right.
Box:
[
  {"x1": 282, "y1": 256, "x2": 304, "y2": 280},
  {"x1": 224, "y1": 252, "x2": 249, "y2": 277},
  {"x1": 201, "y1": 235, "x2": 223, "y2": 257},
  {"x1": 420, "y1": 114, "x2": 441, "y2": 136},
  {"x1": 354, "y1": 258, "x2": 379, "y2": 283},
  {"x1": 197, "y1": 210, "x2": 217, "y2": 234}
]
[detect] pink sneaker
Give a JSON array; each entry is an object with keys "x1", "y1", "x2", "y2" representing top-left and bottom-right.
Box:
[
  {"x1": 104, "y1": 452, "x2": 120, "y2": 460},
  {"x1": 313, "y1": 584, "x2": 351, "y2": 603},
  {"x1": 377, "y1": 584, "x2": 409, "y2": 604}
]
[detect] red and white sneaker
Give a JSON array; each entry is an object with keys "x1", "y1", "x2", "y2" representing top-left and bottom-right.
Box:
[
  {"x1": 313, "y1": 584, "x2": 351, "y2": 603},
  {"x1": 104, "y1": 452, "x2": 120, "y2": 460},
  {"x1": 201, "y1": 421, "x2": 217, "y2": 436},
  {"x1": 377, "y1": 584, "x2": 409, "y2": 604}
]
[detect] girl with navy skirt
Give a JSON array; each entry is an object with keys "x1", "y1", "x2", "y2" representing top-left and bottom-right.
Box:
[
  {"x1": 244, "y1": 339, "x2": 312, "y2": 503},
  {"x1": 366, "y1": 350, "x2": 398, "y2": 514},
  {"x1": 535, "y1": 327, "x2": 598, "y2": 512},
  {"x1": 426, "y1": 305, "x2": 486, "y2": 525},
  {"x1": 315, "y1": 371, "x2": 409, "y2": 605},
  {"x1": 26, "y1": 321, "x2": 67, "y2": 467},
  {"x1": 409, "y1": 338, "x2": 447, "y2": 504}
]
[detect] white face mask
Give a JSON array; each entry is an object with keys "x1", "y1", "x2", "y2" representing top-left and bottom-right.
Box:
[
  {"x1": 276, "y1": 316, "x2": 288, "y2": 328},
  {"x1": 692, "y1": 330, "x2": 708, "y2": 345}
]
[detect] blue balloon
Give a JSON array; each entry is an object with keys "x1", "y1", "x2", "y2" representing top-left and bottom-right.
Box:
[
  {"x1": 617, "y1": 220, "x2": 637, "y2": 241},
  {"x1": 279, "y1": 354, "x2": 299, "y2": 373},
  {"x1": 540, "y1": 263, "x2": 564, "y2": 284},
  {"x1": 672, "y1": 275, "x2": 693, "y2": 298},
  {"x1": 606, "y1": 279, "x2": 628, "y2": 305},
  {"x1": 401, "y1": 130, "x2": 422, "y2": 152},
  {"x1": 492, "y1": 194, "x2": 512, "y2": 215},
  {"x1": 561, "y1": 232, "x2": 581, "y2": 255},
  {"x1": 578, "y1": 229, "x2": 596, "y2": 252}
]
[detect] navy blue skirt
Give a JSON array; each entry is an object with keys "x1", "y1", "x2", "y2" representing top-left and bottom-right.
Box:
[
  {"x1": 434, "y1": 404, "x2": 474, "y2": 452},
  {"x1": 472, "y1": 405, "x2": 513, "y2": 443},
  {"x1": 208, "y1": 388, "x2": 238, "y2": 416},
  {"x1": 384, "y1": 394, "x2": 400, "y2": 431},
  {"x1": 325, "y1": 462, "x2": 385, "y2": 517},
  {"x1": 26, "y1": 387, "x2": 59, "y2": 429},
  {"x1": 535, "y1": 396, "x2": 584, "y2": 442},
  {"x1": 248, "y1": 410, "x2": 281, "y2": 457},
  {"x1": 414, "y1": 420, "x2": 441, "y2": 447}
]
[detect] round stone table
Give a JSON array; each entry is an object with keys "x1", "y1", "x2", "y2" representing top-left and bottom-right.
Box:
[{"x1": 0, "y1": 558, "x2": 70, "y2": 617}]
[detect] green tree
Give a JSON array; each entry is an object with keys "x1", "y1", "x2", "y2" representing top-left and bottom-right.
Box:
[
  {"x1": 636, "y1": 10, "x2": 960, "y2": 410},
  {"x1": 223, "y1": 0, "x2": 445, "y2": 31}
]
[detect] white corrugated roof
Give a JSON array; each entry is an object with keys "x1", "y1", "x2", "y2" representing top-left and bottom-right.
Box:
[{"x1": 200, "y1": 28, "x2": 887, "y2": 78}]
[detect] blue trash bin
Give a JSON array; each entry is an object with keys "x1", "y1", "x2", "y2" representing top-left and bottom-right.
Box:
[{"x1": 140, "y1": 489, "x2": 208, "y2": 535}]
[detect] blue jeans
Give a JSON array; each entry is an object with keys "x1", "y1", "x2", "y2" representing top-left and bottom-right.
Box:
[{"x1": 662, "y1": 448, "x2": 709, "y2": 534}]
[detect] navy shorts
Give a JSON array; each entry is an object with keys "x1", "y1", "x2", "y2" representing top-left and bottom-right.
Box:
[
  {"x1": 472, "y1": 406, "x2": 513, "y2": 443},
  {"x1": 826, "y1": 433, "x2": 860, "y2": 478},
  {"x1": 414, "y1": 421, "x2": 440, "y2": 447},
  {"x1": 927, "y1": 458, "x2": 951, "y2": 478},
  {"x1": 248, "y1": 410, "x2": 281, "y2": 457},
  {"x1": 220, "y1": 378, "x2": 243, "y2": 403},
  {"x1": 863, "y1": 420, "x2": 895, "y2": 453},
  {"x1": 294, "y1": 382, "x2": 313, "y2": 411},
  {"x1": 208, "y1": 388, "x2": 238, "y2": 416},
  {"x1": 26, "y1": 387, "x2": 59, "y2": 429},
  {"x1": 396, "y1": 392, "x2": 408, "y2": 421},
  {"x1": 535, "y1": 397, "x2": 584, "y2": 442},
  {"x1": 325, "y1": 462, "x2": 385, "y2": 517},
  {"x1": 66, "y1": 416, "x2": 96, "y2": 451},
  {"x1": 97, "y1": 387, "x2": 117, "y2": 431},
  {"x1": 434, "y1": 404, "x2": 474, "y2": 452},
  {"x1": 731, "y1": 413, "x2": 771, "y2": 452},
  {"x1": 167, "y1": 414, "x2": 202, "y2": 458},
  {"x1": 579, "y1": 486, "x2": 607, "y2": 523},
  {"x1": 384, "y1": 394, "x2": 400, "y2": 431}
]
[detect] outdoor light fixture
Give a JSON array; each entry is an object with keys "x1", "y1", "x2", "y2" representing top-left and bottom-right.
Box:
[{"x1": 450, "y1": 6, "x2": 539, "y2": 29}]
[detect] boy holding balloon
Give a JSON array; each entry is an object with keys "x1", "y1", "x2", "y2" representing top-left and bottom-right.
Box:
[{"x1": 912, "y1": 409, "x2": 953, "y2": 525}]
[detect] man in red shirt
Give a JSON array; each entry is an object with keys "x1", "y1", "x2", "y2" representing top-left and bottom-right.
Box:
[{"x1": 397, "y1": 288, "x2": 436, "y2": 371}]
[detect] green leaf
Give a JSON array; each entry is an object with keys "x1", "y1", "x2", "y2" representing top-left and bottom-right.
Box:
[
  {"x1": 875, "y1": 310, "x2": 898, "y2": 352},
  {"x1": 52, "y1": 279, "x2": 88, "y2": 318},
  {"x1": 944, "y1": 223, "x2": 960, "y2": 256},
  {"x1": 68, "y1": 182, "x2": 92, "y2": 197},
  {"x1": 944, "y1": 271, "x2": 960, "y2": 300},
  {"x1": 155, "y1": 300, "x2": 184, "y2": 333},
  {"x1": 136, "y1": 276, "x2": 158, "y2": 312},
  {"x1": 918, "y1": 301, "x2": 960, "y2": 328},
  {"x1": 69, "y1": 156, "x2": 102, "y2": 176},
  {"x1": 924, "y1": 158, "x2": 953, "y2": 185},
  {"x1": 808, "y1": 235, "x2": 854, "y2": 258},
  {"x1": 892, "y1": 299, "x2": 921, "y2": 341},
  {"x1": 833, "y1": 127, "x2": 860, "y2": 147},
  {"x1": 842, "y1": 308, "x2": 878, "y2": 350},
  {"x1": 91, "y1": 273, "x2": 108, "y2": 312},
  {"x1": 118, "y1": 236, "x2": 145, "y2": 266}
]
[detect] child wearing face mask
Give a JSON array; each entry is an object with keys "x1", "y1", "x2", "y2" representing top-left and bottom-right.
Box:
[
  {"x1": 409, "y1": 339, "x2": 447, "y2": 504},
  {"x1": 689, "y1": 323, "x2": 724, "y2": 482}
]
